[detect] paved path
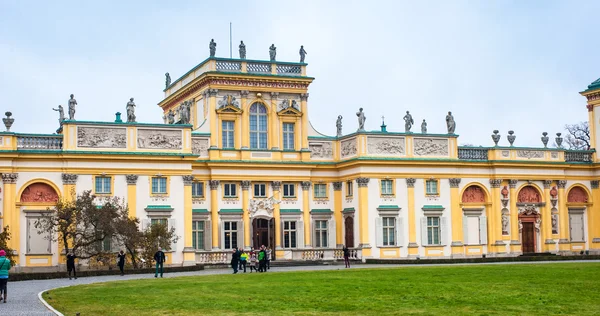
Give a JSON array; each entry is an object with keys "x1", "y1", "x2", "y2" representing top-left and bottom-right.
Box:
[{"x1": 5, "y1": 260, "x2": 599, "y2": 315}]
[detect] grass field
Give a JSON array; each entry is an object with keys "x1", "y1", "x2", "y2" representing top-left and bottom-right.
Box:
[{"x1": 43, "y1": 263, "x2": 600, "y2": 315}]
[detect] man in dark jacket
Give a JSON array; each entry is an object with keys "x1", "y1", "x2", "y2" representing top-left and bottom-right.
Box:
[
  {"x1": 154, "y1": 247, "x2": 166, "y2": 278},
  {"x1": 117, "y1": 250, "x2": 126, "y2": 276},
  {"x1": 66, "y1": 251, "x2": 77, "y2": 280},
  {"x1": 231, "y1": 247, "x2": 240, "y2": 274}
]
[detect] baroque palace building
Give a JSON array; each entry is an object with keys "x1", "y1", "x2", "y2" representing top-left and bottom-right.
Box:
[{"x1": 2, "y1": 52, "x2": 600, "y2": 269}]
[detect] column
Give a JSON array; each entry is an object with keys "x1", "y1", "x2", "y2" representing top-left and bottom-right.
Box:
[
  {"x1": 240, "y1": 91, "x2": 249, "y2": 149},
  {"x1": 125, "y1": 175, "x2": 138, "y2": 218},
  {"x1": 207, "y1": 89, "x2": 218, "y2": 148},
  {"x1": 300, "y1": 93, "x2": 309, "y2": 150},
  {"x1": 270, "y1": 92, "x2": 279, "y2": 150},
  {"x1": 406, "y1": 179, "x2": 418, "y2": 257},
  {"x1": 182, "y1": 175, "x2": 195, "y2": 265},
  {"x1": 509, "y1": 180, "x2": 520, "y2": 252},
  {"x1": 543, "y1": 180, "x2": 554, "y2": 251},
  {"x1": 1, "y1": 173, "x2": 18, "y2": 260},
  {"x1": 209, "y1": 180, "x2": 220, "y2": 249},
  {"x1": 489, "y1": 179, "x2": 503, "y2": 252},
  {"x1": 557, "y1": 180, "x2": 570, "y2": 251},
  {"x1": 333, "y1": 182, "x2": 343, "y2": 247},
  {"x1": 301, "y1": 181, "x2": 311, "y2": 247},
  {"x1": 271, "y1": 181, "x2": 282, "y2": 253},
  {"x1": 591, "y1": 180, "x2": 600, "y2": 248},
  {"x1": 356, "y1": 177, "x2": 371, "y2": 257},
  {"x1": 449, "y1": 178, "x2": 463, "y2": 257},
  {"x1": 241, "y1": 181, "x2": 251, "y2": 248},
  {"x1": 61, "y1": 173, "x2": 78, "y2": 263}
]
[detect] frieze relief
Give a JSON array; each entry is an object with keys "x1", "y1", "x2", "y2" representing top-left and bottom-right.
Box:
[
  {"x1": 77, "y1": 127, "x2": 127, "y2": 148},
  {"x1": 137, "y1": 129, "x2": 182, "y2": 150},
  {"x1": 367, "y1": 136, "x2": 405, "y2": 156},
  {"x1": 517, "y1": 150, "x2": 544, "y2": 159},
  {"x1": 413, "y1": 138, "x2": 449, "y2": 157},
  {"x1": 192, "y1": 138, "x2": 209, "y2": 157},
  {"x1": 341, "y1": 138, "x2": 357, "y2": 158},
  {"x1": 309, "y1": 142, "x2": 333, "y2": 159}
]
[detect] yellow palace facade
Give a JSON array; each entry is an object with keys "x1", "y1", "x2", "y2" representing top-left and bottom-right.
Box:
[{"x1": 1, "y1": 53, "x2": 600, "y2": 268}]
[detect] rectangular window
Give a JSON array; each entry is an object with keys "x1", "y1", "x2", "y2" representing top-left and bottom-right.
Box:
[
  {"x1": 569, "y1": 212, "x2": 585, "y2": 242},
  {"x1": 283, "y1": 221, "x2": 297, "y2": 248},
  {"x1": 224, "y1": 183, "x2": 237, "y2": 198},
  {"x1": 283, "y1": 183, "x2": 296, "y2": 198},
  {"x1": 192, "y1": 220, "x2": 205, "y2": 250},
  {"x1": 283, "y1": 123, "x2": 295, "y2": 150},
  {"x1": 27, "y1": 217, "x2": 51, "y2": 254},
  {"x1": 98, "y1": 236, "x2": 112, "y2": 252},
  {"x1": 152, "y1": 177, "x2": 168, "y2": 194},
  {"x1": 314, "y1": 220, "x2": 328, "y2": 248},
  {"x1": 151, "y1": 218, "x2": 168, "y2": 227},
  {"x1": 427, "y1": 217, "x2": 441, "y2": 245},
  {"x1": 381, "y1": 180, "x2": 393, "y2": 195},
  {"x1": 223, "y1": 221, "x2": 238, "y2": 249},
  {"x1": 254, "y1": 183, "x2": 267, "y2": 197},
  {"x1": 95, "y1": 176, "x2": 111, "y2": 194},
  {"x1": 346, "y1": 181, "x2": 353, "y2": 197},
  {"x1": 222, "y1": 120, "x2": 235, "y2": 148},
  {"x1": 314, "y1": 184, "x2": 327, "y2": 198},
  {"x1": 426, "y1": 180, "x2": 438, "y2": 195},
  {"x1": 382, "y1": 217, "x2": 396, "y2": 246},
  {"x1": 192, "y1": 182, "x2": 204, "y2": 198}
]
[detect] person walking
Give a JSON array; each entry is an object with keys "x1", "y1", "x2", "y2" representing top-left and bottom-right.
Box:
[
  {"x1": 0, "y1": 250, "x2": 10, "y2": 303},
  {"x1": 239, "y1": 250, "x2": 248, "y2": 273},
  {"x1": 343, "y1": 245, "x2": 351, "y2": 268},
  {"x1": 231, "y1": 248, "x2": 240, "y2": 274},
  {"x1": 117, "y1": 250, "x2": 126, "y2": 276},
  {"x1": 66, "y1": 250, "x2": 77, "y2": 280},
  {"x1": 154, "y1": 247, "x2": 166, "y2": 278},
  {"x1": 266, "y1": 247, "x2": 272, "y2": 270}
]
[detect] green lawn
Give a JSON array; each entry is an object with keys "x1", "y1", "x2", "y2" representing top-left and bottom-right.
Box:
[{"x1": 43, "y1": 263, "x2": 600, "y2": 316}]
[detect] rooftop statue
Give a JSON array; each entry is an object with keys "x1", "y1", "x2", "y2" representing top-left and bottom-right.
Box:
[
  {"x1": 52, "y1": 105, "x2": 65, "y2": 126},
  {"x1": 446, "y1": 111, "x2": 456, "y2": 134},
  {"x1": 167, "y1": 109, "x2": 175, "y2": 124},
  {"x1": 179, "y1": 100, "x2": 191, "y2": 124},
  {"x1": 299, "y1": 45, "x2": 307, "y2": 63},
  {"x1": 126, "y1": 98, "x2": 136, "y2": 123},
  {"x1": 421, "y1": 119, "x2": 427, "y2": 134},
  {"x1": 239, "y1": 41, "x2": 246, "y2": 59},
  {"x1": 336, "y1": 115, "x2": 343, "y2": 137},
  {"x1": 68, "y1": 94, "x2": 77, "y2": 120},
  {"x1": 403, "y1": 111, "x2": 414, "y2": 132},
  {"x1": 356, "y1": 108, "x2": 366, "y2": 131},
  {"x1": 269, "y1": 44, "x2": 276, "y2": 61},
  {"x1": 165, "y1": 72, "x2": 171, "y2": 89},
  {"x1": 209, "y1": 39, "x2": 216, "y2": 57}
]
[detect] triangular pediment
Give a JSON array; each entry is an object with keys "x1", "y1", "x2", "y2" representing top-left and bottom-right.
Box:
[
  {"x1": 277, "y1": 107, "x2": 302, "y2": 117},
  {"x1": 216, "y1": 105, "x2": 243, "y2": 114}
]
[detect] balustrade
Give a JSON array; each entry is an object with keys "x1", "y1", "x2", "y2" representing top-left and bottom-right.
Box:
[
  {"x1": 276, "y1": 64, "x2": 301, "y2": 75},
  {"x1": 216, "y1": 60, "x2": 241, "y2": 72},
  {"x1": 458, "y1": 147, "x2": 488, "y2": 160},
  {"x1": 17, "y1": 135, "x2": 63, "y2": 150},
  {"x1": 565, "y1": 150, "x2": 594, "y2": 163},
  {"x1": 247, "y1": 62, "x2": 272, "y2": 73}
]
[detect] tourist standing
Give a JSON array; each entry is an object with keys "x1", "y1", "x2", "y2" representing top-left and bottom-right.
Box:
[
  {"x1": 240, "y1": 250, "x2": 248, "y2": 273},
  {"x1": 249, "y1": 251, "x2": 257, "y2": 273},
  {"x1": 258, "y1": 246, "x2": 267, "y2": 272},
  {"x1": 154, "y1": 247, "x2": 165, "y2": 278},
  {"x1": 343, "y1": 245, "x2": 350, "y2": 268},
  {"x1": 66, "y1": 250, "x2": 77, "y2": 280},
  {"x1": 266, "y1": 247, "x2": 272, "y2": 270},
  {"x1": 117, "y1": 250, "x2": 126, "y2": 276},
  {"x1": 231, "y1": 248, "x2": 240, "y2": 274},
  {"x1": 0, "y1": 250, "x2": 10, "y2": 303}
]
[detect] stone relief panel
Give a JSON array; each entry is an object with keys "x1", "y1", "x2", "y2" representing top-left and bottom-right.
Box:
[
  {"x1": 517, "y1": 185, "x2": 541, "y2": 203},
  {"x1": 461, "y1": 185, "x2": 486, "y2": 203},
  {"x1": 567, "y1": 186, "x2": 589, "y2": 203},
  {"x1": 367, "y1": 136, "x2": 405, "y2": 156},
  {"x1": 413, "y1": 138, "x2": 449, "y2": 156},
  {"x1": 20, "y1": 183, "x2": 59, "y2": 203},
  {"x1": 501, "y1": 150, "x2": 510, "y2": 157},
  {"x1": 192, "y1": 138, "x2": 209, "y2": 157},
  {"x1": 309, "y1": 142, "x2": 333, "y2": 159},
  {"x1": 517, "y1": 150, "x2": 544, "y2": 159},
  {"x1": 340, "y1": 138, "x2": 357, "y2": 158},
  {"x1": 137, "y1": 129, "x2": 182, "y2": 150},
  {"x1": 77, "y1": 127, "x2": 127, "y2": 148}
]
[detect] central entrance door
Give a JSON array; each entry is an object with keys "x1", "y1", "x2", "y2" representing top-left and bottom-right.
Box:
[
  {"x1": 252, "y1": 218, "x2": 275, "y2": 252},
  {"x1": 344, "y1": 217, "x2": 354, "y2": 248},
  {"x1": 522, "y1": 222, "x2": 535, "y2": 253}
]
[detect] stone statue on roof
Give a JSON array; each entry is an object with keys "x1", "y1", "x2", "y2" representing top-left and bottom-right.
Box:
[
  {"x1": 209, "y1": 39, "x2": 216, "y2": 57},
  {"x1": 403, "y1": 111, "x2": 414, "y2": 132},
  {"x1": 336, "y1": 115, "x2": 343, "y2": 137},
  {"x1": 269, "y1": 44, "x2": 276, "y2": 61},
  {"x1": 68, "y1": 94, "x2": 77, "y2": 120},
  {"x1": 126, "y1": 98, "x2": 136, "y2": 123},
  {"x1": 167, "y1": 109, "x2": 175, "y2": 124},
  {"x1": 299, "y1": 45, "x2": 307, "y2": 63},
  {"x1": 53, "y1": 105, "x2": 65, "y2": 126},
  {"x1": 165, "y1": 73, "x2": 171, "y2": 89},
  {"x1": 356, "y1": 108, "x2": 366, "y2": 131},
  {"x1": 421, "y1": 119, "x2": 427, "y2": 134},
  {"x1": 446, "y1": 111, "x2": 456, "y2": 134},
  {"x1": 239, "y1": 41, "x2": 246, "y2": 59}
]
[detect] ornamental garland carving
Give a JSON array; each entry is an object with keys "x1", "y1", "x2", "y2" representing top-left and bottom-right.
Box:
[
  {"x1": 137, "y1": 129, "x2": 182, "y2": 150},
  {"x1": 125, "y1": 174, "x2": 138, "y2": 185},
  {"x1": 192, "y1": 138, "x2": 209, "y2": 156},
  {"x1": 517, "y1": 185, "x2": 541, "y2": 203},
  {"x1": 356, "y1": 177, "x2": 370, "y2": 187},
  {"x1": 309, "y1": 142, "x2": 333, "y2": 159},
  {"x1": 20, "y1": 183, "x2": 59, "y2": 203},
  {"x1": 341, "y1": 138, "x2": 357, "y2": 158},
  {"x1": 517, "y1": 150, "x2": 544, "y2": 159},
  {"x1": 248, "y1": 197, "x2": 281, "y2": 218},
  {"x1": 462, "y1": 185, "x2": 485, "y2": 203},
  {"x1": 333, "y1": 182, "x2": 342, "y2": 191},
  {"x1": 77, "y1": 127, "x2": 126, "y2": 148},
  {"x1": 367, "y1": 137, "x2": 405, "y2": 155},
  {"x1": 182, "y1": 175, "x2": 194, "y2": 186},
  {"x1": 1, "y1": 173, "x2": 18, "y2": 184},
  {"x1": 413, "y1": 138, "x2": 448, "y2": 157},
  {"x1": 405, "y1": 178, "x2": 416, "y2": 188},
  {"x1": 567, "y1": 186, "x2": 589, "y2": 203}
]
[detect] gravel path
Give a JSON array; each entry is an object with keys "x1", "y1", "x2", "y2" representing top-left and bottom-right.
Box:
[{"x1": 4, "y1": 260, "x2": 598, "y2": 315}]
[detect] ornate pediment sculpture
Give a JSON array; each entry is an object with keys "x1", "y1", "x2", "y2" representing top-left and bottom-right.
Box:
[
  {"x1": 248, "y1": 196, "x2": 281, "y2": 218},
  {"x1": 277, "y1": 99, "x2": 302, "y2": 116},
  {"x1": 217, "y1": 95, "x2": 242, "y2": 114}
]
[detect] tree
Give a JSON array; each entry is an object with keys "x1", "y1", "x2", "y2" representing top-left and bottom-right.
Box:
[
  {"x1": 138, "y1": 222, "x2": 178, "y2": 268},
  {"x1": 563, "y1": 122, "x2": 591, "y2": 150},
  {"x1": 0, "y1": 226, "x2": 16, "y2": 267},
  {"x1": 113, "y1": 211, "x2": 143, "y2": 269}
]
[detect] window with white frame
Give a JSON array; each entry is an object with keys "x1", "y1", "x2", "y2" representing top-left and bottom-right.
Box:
[
  {"x1": 95, "y1": 176, "x2": 111, "y2": 194},
  {"x1": 224, "y1": 183, "x2": 237, "y2": 198},
  {"x1": 381, "y1": 180, "x2": 393, "y2": 195},
  {"x1": 283, "y1": 183, "x2": 295, "y2": 198},
  {"x1": 427, "y1": 217, "x2": 441, "y2": 245},
  {"x1": 314, "y1": 220, "x2": 328, "y2": 248},
  {"x1": 249, "y1": 103, "x2": 268, "y2": 149},
  {"x1": 425, "y1": 180, "x2": 438, "y2": 195},
  {"x1": 192, "y1": 182, "x2": 204, "y2": 198},
  {"x1": 223, "y1": 221, "x2": 238, "y2": 249},
  {"x1": 222, "y1": 120, "x2": 235, "y2": 148},
  {"x1": 314, "y1": 184, "x2": 327, "y2": 198},
  {"x1": 382, "y1": 217, "x2": 396, "y2": 246},
  {"x1": 283, "y1": 123, "x2": 295, "y2": 150},
  {"x1": 376, "y1": 206, "x2": 402, "y2": 248},
  {"x1": 346, "y1": 181, "x2": 353, "y2": 197},
  {"x1": 569, "y1": 209, "x2": 585, "y2": 242},
  {"x1": 192, "y1": 220, "x2": 205, "y2": 250},
  {"x1": 254, "y1": 183, "x2": 267, "y2": 197},
  {"x1": 151, "y1": 218, "x2": 168, "y2": 227},
  {"x1": 463, "y1": 209, "x2": 487, "y2": 245},
  {"x1": 283, "y1": 221, "x2": 297, "y2": 248},
  {"x1": 152, "y1": 177, "x2": 167, "y2": 194}
]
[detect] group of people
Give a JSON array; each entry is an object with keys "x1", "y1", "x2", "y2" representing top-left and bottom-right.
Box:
[
  {"x1": 230, "y1": 246, "x2": 272, "y2": 274},
  {"x1": 65, "y1": 249, "x2": 128, "y2": 280}
]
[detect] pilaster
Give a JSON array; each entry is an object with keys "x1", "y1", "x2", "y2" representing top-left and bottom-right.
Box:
[
  {"x1": 300, "y1": 93, "x2": 309, "y2": 150},
  {"x1": 489, "y1": 179, "x2": 504, "y2": 252},
  {"x1": 125, "y1": 175, "x2": 138, "y2": 218},
  {"x1": 508, "y1": 180, "x2": 521, "y2": 253},
  {"x1": 333, "y1": 182, "x2": 343, "y2": 247},
  {"x1": 182, "y1": 175, "x2": 195, "y2": 265},
  {"x1": 356, "y1": 177, "x2": 371, "y2": 256},
  {"x1": 241, "y1": 180, "x2": 251, "y2": 248},
  {"x1": 557, "y1": 180, "x2": 570, "y2": 251},
  {"x1": 207, "y1": 89, "x2": 218, "y2": 148},
  {"x1": 406, "y1": 178, "x2": 418, "y2": 256},
  {"x1": 209, "y1": 180, "x2": 220, "y2": 249},
  {"x1": 449, "y1": 178, "x2": 464, "y2": 257},
  {"x1": 271, "y1": 181, "x2": 282, "y2": 252},
  {"x1": 270, "y1": 92, "x2": 279, "y2": 150},
  {"x1": 62, "y1": 173, "x2": 78, "y2": 202},
  {"x1": 240, "y1": 91, "x2": 249, "y2": 149},
  {"x1": 543, "y1": 180, "x2": 554, "y2": 251},
  {"x1": 2, "y1": 173, "x2": 18, "y2": 260},
  {"x1": 591, "y1": 180, "x2": 600, "y2": 249},
  {"x1": 301, "y1": 181, "x2": 311, "y2": 247}
]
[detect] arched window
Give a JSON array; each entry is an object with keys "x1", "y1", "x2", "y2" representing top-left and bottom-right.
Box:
[{"x1": 249, "y1": 102, "x2": 268, "y2": 149}]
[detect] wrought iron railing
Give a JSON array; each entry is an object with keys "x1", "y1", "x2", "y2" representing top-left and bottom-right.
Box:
[
  {"x1": 458, "y1": 147, "x2": 489, "y2": 160},
  {"x1": 276, "y1": 64, "x2": 301, "y2": 75},
  {"x1": 17, "y1": 135, "x2": 63, "y2": 150},
  {"x1": 216, "y1": 60, "x2": 241, "y2": 72},
  {"x1": 565, "y1": 150, "x2": 594, "y2": 163}
]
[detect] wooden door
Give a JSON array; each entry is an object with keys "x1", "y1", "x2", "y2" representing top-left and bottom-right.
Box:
[
  {"x1": 345, "y1": 217, "x2": 354, "y2": 248},
  {"x1": 522, "y1": 222, "x2": 535, "y2": 253}
]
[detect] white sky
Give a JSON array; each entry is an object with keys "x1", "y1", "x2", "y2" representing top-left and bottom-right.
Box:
[{"x1": 1, "y1": 0, "x2": 598, "y2": 147}]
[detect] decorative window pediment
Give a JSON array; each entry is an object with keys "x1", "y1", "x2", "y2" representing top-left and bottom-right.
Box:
[
  {"x1": 277, "y1": 99, "x2": 302, "y2": 117},
  {"x1": 216, "y1": 95, "x2": 243, "y2": 114},
  {"x1": 216, "y1": 105, "x2": 243, "y2": 114}
]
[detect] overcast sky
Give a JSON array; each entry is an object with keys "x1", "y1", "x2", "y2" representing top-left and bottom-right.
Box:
[{"x1": 1, "y1": 1, "x2": 598, "y2": 147}]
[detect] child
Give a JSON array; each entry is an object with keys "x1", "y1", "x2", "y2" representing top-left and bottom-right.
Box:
[{"x1": 249, "y1": 251, "x2": 257, "y2": 273}]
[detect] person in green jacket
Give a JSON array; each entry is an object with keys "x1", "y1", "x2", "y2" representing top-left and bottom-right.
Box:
[{"x1": 0, "y1": 250, "x2": 11, "y2": 303}]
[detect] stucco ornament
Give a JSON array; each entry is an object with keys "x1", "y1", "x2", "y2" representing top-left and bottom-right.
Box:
[
  {"x1": 367, "y1": 137, "x2": 405, "y2": 155},
  {"x1": 551, "y1": 213, "x2": 559, "y2": 234},
  {"x1": 218, "y1": 95, "x2": 240, "y2": 109},
  {"x1": 137, "y1": 129, "x2": 182, "y2": 150},
  {"x1": 77, "y1": 127, "x2": 127, "y2": 148},
  {"x1": 413, "y1": 138, "x2": 448, "y2": 156},
  {"x1": 341, "y1": 139, "x2": 357, "y2": 158},
  {"x1": 20, "y1": 183, "x2": 59, "y2": 203},
  {"x1": 279, "y1": 99, "x2": 300, "y2": 112},
  {"x1": 517, "y1": 186, "x2": 541, "y2": 203},
  {"x1": 517, "y1": 150, "x2": 544, "y2": 159},
  {"x1": 309, "y1": 142, "x2": 333, "y2": 159},
  {"x1": 462, "y1": 186, "x2": 485, "y2": 203},
  {"x1": 192, "y1": 138, "x2": 209, "y2": 156},
  {"x1": 248, "y1": 196, "x2": 281, "y2": 218},
  {"x1": 502, "y1": 214, "x2": 509, "y2": 235},
  {"x1": 567, "y1": 187, "x2": 589, "y2": 203}
]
